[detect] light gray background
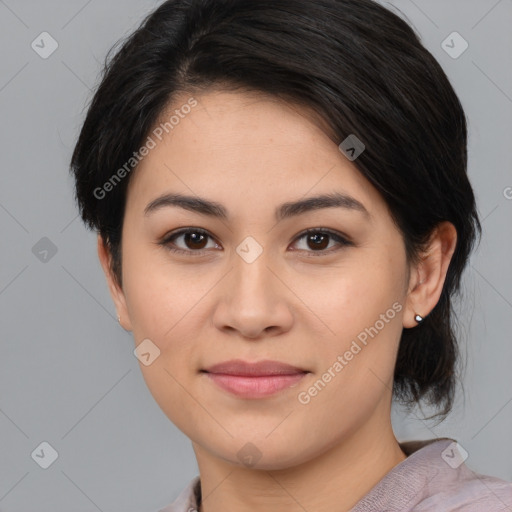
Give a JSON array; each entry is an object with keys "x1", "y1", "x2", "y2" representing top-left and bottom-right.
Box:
[{"x1": 0, "y1": 0, "x2": 511, "y2": 510}]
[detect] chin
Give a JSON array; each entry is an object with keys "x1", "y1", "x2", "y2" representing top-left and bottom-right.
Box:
[{"x1": 211, "y1": 435, "x2": 318, "y2": 471}]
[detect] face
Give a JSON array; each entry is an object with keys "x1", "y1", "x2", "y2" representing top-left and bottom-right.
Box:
[{"x1": 103, "y1": 90, "x2": 414, "y2": 469}]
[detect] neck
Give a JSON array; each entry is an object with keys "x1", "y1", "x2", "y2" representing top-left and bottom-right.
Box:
[{"x1": 193, "y1": 415, "x2": 407, "y2": 512}]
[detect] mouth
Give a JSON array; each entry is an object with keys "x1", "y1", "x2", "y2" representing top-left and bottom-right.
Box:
[{"x1": 200, "y1": 359, "x2": 310, "y2": 399}]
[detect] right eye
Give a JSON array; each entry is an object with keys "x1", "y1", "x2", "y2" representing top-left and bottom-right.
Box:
[{"x1": 159, "y1": 228, "x2": 221, "y2": 256}]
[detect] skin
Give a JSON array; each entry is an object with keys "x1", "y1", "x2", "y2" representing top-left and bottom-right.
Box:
[{"x1": 98, "y1": 89, "x2": 457, "y2": 512}]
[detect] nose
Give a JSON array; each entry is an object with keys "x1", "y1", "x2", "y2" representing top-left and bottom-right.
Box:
[{"x1": 211, "y1": 249, "x2": 294, "y2": 340}]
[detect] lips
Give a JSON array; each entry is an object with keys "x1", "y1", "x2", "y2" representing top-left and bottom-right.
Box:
[
  {"x1": 202, "y1": 359, "x2": 308, "y2": 376},
  {"x1": 201, "y1": 359, "x2": 309, "y2": 399}
]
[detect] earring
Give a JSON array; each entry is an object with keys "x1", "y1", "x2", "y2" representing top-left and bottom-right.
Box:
[
  {"x1": 414, "y1": 313, "x2": 424, "y2": 323},
  {"x1": 118, "y1": 315, "x2": 131, "y2": 332}
]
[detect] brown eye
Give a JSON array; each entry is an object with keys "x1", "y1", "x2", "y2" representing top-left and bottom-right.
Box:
[
  {"x1": 291, "y1": 228, "x2": 352, "y2": 256},
  {"x1": 305, "y1": 232, "x2": 330, "y2": 250},
  {"x1": 159, "y1": 227, "x2": 351, "y2": 257},
  {"x1": 181, "y1": 231, "x2": 208, "y2": 250},
  {"x1": 160, "y1": 228, "x2": 220, "y2": 256}
]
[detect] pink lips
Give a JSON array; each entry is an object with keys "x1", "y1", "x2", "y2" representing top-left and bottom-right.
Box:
[{"x1": 202, "y1": 359, "x2": 309, "y2": 399}]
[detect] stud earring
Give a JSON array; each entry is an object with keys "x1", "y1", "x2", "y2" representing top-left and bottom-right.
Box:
[
  {"x1": 414, "y1": 313, "x2": 424, "y2": 323},
  {"x1": 118, "y1": 315, "x2": 131, "y2": 332}
]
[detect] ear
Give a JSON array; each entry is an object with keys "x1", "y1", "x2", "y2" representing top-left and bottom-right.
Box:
[
  {"x1": 97, "y1": 234, "x2": 133, "y2": 331},
  {"x1": 403, "y1": 221, "x2": 457, "y2": 328}
]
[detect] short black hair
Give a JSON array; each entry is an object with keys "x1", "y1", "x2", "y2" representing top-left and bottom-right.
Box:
[{"x1": 70, "y1": 0, "x2": 481, "y2": 420}]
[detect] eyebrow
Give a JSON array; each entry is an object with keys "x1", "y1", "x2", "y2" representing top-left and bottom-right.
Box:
[{"x1": 144, "y1": 191, "x2": 370, "y2": 222}]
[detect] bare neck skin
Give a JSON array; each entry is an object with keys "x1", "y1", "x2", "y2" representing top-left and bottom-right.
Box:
[{"x1": 194, "y1": 397, "x2": 407, "y2": 512}]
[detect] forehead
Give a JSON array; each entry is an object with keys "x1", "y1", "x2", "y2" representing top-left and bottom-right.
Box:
[{"x1": 125, "y1": 90, "x2": 385, "y2": 220}]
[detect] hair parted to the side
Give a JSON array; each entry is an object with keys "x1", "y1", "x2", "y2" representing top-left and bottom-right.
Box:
[{"x1": 70, "y1": 0, "x2": 481, "y2": 420}]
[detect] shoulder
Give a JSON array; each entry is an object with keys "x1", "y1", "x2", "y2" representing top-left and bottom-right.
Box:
[
  {"x1": 414, "y1": 470, "x2": 512, "y2": 511},
  {"x1": 351, "y1": 438, "x2": 512, "y2": 512},
  {"x1": 416, "y1": 439, "x2": 512, "y2": 511}
]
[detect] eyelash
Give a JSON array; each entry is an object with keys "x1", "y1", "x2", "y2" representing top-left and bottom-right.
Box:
[{"x1": 159, "y1": 227, "x2": 353, "y2": 257}]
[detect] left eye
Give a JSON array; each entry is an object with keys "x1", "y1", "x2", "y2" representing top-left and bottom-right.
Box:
[
  {"x1": 160, "y1": 227, "x2": 351, "y2": 256},
  {"x1": 292, "y1": 228, "x2": 352, "y2": 254}
]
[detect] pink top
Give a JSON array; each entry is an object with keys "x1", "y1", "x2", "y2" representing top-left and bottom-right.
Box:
[{"x1": 158, "y1": 437, "x2": 512, "y2": 511}]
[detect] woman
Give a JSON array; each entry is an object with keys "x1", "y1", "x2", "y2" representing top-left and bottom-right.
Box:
[{"x1": 69, "y1": 0, "x2": 512, "y2": 510}]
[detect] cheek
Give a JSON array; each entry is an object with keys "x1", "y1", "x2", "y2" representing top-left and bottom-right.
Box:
[
  {"x1": 122, "y1": 247, "x2": 211, "y2": 401},
  {"x1": 121, "y1": 240, "x2": 201, "y2": 340},
  {"x1": 296, "y1": 308, "x2": 403, "y2": 444},
  {"x1": 293, "y1": 259, "x2": 403, "y2": 338},
  {"x1": 294, "y1": 254, "x2": 405, "y2": 393}
]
